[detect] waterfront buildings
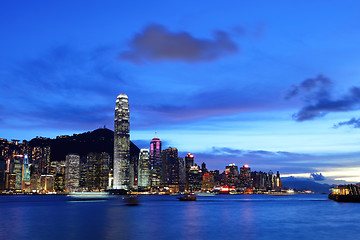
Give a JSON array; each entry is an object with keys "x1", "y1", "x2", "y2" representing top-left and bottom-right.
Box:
[
  {"x1": 0, "y1": 106, "x2": 285, "y2": 194},
  {"x1": 113, "y1": 94, "x2": 130, "y2": 190}
]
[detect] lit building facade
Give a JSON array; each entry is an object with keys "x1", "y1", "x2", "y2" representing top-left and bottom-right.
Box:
[
  {"x1": 31, "y1": 146, "x2": 51, "y2": 174},
  {"x1": 40, "y1": 175, "x2": 54, "y2": 193},
  {"x1": 188, "y1": 165, "x2": 202, "y2": 192},
  {"x1": 113, "y1": 94, "x2": 130, "y2": 190},
  {"x1": 185, "y1": 153, "x2": 194, "y2": 191},
  {"x1": 138, "y1": 149, "x2": 151, "y2": 188},
  {"x1": 225, "y1": 163, "x2": 239, "y2": 187},
  {"x1": 87, "y1": 152, "x2": 110, "y2": 191},
  {"x1": 202, "y1": 172, "x2": 214, "y2": 191},
  {"x1": 13, "y1": 156, "x2": 22, "y2": 190},
  {"x1": 65, "y1": 153, "x2": 80, "y2": 192},
  {"x1": 239, "y1": 165, "x2": 251, "y2": 187},
  {"x1": 161, "y1": 147, "x2": 179, "y2": 186},
  {"x1": 22, "y1": 154, "x2": 31, "y2": 192},
  {"x1": 0, "y1": 157, "x2": 5, "y2": 190},
  {"x1": 150, "y1": 136, "x2": 161, "y2": 187}
]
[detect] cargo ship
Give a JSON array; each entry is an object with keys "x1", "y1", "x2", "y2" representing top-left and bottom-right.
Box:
[{"x1": 328, "y1": 184, "x2": 360, "y2": 202}]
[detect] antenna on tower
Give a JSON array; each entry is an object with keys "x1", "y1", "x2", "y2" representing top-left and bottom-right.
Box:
[{"x1": 155, "y1": 131, "x2": 157, "y2": 137}]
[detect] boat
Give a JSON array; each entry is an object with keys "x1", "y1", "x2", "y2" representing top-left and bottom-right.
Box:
[
  {"x1": 124, "y1": 194, "x2": 140, "y2": 206},
  {"x1": 67, "y1": 192, "x2": 110, "y2": 201},
  {"x1": 195, "y1": 192, "x2": 216, "y2": 197},
  {"x1": 329, "y1": 184, "x2": 360, "y2": 202},
  {"x1": 177, "y1": 194, "x2": 197, "y2": 201}
]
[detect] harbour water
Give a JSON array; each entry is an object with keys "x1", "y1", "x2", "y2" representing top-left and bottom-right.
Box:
[{"x1": 1, "y1": 194, "x2": 359, "y2": 240}]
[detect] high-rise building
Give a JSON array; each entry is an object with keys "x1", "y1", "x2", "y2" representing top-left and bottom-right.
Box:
[
  {"x1": 225, "y1": 163, "x2": 239, "y2": 187},
  {"x1": 54, "y1": 174, "x2": 65, "y2": 192},
  {"x1": 185, "y1": 153, "x2": 194, "y2": 191},
  {"x1": 161, "y1": 147, "x2": 179, "y2": 186},
  {"x1": 22, "y1": 154, "x2": 31, "y2": 192},
  {"x1": 202, "y1": 172, "x2": 214, "y2": 191},
  {"x1": 188, "y1": 165, "x2": 202, "y2": 192},
  {"x1": 0, "y1": 157, "x2": 5, "y2": 190},
  {"x1": 239, "y1": 165, "x2": 251, "y2": 187},
  {"x1": 40, "y1": 175, "x2": 54, "y2": 193},
  {"x1": 138, "y1": 149, "x2": 151, "y2": 188},
  {"x1": 201, "y1": 162, "x2": 207, "y2": 174},
  {"x1": 79, "y1": 157, "x2": 87, "y2": 191},
  {"x1": 30, "y1": 173, "x2": 40, "y2": 192},
  {"x1": 113, "y1": 94, "x2": 130, "y2": 190},
  {"x1": 13, "y1": 156, "x2": 22, "y2": 190},
  {"x1": 150, "y1": 135, "x2": 161, "y2": 187},
  {"x1": 87, "y1": 152, "x2": 110, "y2": 191},
  {"x1": 178, "y1": 157, "x2": 185, "y2": 187},
  {"x1": 65, "y1": 153, "x2": 80, "y2": 192},
  {"x1": 31, "y1": 146, "x2": 51, "y2": 174}
]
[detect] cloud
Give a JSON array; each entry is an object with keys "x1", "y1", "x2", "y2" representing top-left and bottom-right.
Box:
[
  {"x1": 119, "y1": 24, "x2": 238, "y2": 64},
  {"x1": 310, "y1": 173, "x2": 325, "y2": 181},
  {"x1": 133, "y1": 84, "x2": 284, "y2": 127},
  {"x1": 187, "y1": 147, "x2": 343, "y2": 173},
  {"x1": 334, "y1": 117, "x2": 360, "y2": 128},
  {"x1": 286, "y1": 74, "x2": 360, "y2": 121},
  {"x1": 285, "y1": 74, "x2": 332, "y2": 100}
]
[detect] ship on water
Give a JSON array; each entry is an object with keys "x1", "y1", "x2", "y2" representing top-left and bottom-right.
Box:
[
  {"x1": 328, "y1": 184, "x2": 360, "y2": 202},
  {"x1": 67, "y1": 191, "x2": 111, "y2": 201}
]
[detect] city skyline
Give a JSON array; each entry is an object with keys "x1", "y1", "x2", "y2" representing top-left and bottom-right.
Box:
[{"x1": 1, "y1": 1, "x2": 360, "y2": 184}]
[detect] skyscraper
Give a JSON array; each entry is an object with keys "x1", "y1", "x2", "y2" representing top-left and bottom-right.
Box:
[
  {"x1": 65, "y1": 153, "x2": 80, "y2": 192},
  {"x1": 21, "y1": 154, "x2": 30, "y2": 192},
  {"x1": 239, "y1": 165, "x2": 251, "y2": 188},
  {"x1": 113, "y1": 94, "x2": 130, "y2": 190},
  {"x1": 138, "y1": 149, "x2": 150, "y2": 188},
  {"x1": 150, "y1": 135, "x2": 161, "y2": 187},
  {"x1": 185, "y1": 153, "x2": 194, "y2": 191},
  {"x1": 161, "y1": 147, "x2": 179, "y2": 186}
]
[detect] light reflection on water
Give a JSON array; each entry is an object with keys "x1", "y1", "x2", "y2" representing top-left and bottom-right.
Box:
[{"x1": 0, "y1": 194, "x2": 359, "y2": 240}]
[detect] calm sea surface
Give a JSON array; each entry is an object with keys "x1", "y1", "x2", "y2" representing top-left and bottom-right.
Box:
[{"x1": 0, "y1": 194, "x2": 359, "y2": 240}]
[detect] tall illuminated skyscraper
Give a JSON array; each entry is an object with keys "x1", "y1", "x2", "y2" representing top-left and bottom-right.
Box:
[
  {"x1": 161, "y1": 147, "x2": 179, "y2": 185},
  {"x1": 22, "y1": 154, "x2": 30, "y2": 192},
  {"x1": 65, "y1": 153, "x2": 80, "y2": 192},
  {"x1": 138, "y1": 149, "x2": 150, "y2": 188},
  {"x1": 185, "y1": 153, "x2": 194, "y2": 191},
  {"x1": 113, "y1": 94, "x2": 130, "y2": 190},
  {"x1": 150, "y1": 135, "x2": 161, "y2": 187}
]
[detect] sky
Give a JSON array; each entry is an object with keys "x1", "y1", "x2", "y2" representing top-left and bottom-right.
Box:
[{"x1": 1, "y1": 1, "x2": 360, "y2": 183}]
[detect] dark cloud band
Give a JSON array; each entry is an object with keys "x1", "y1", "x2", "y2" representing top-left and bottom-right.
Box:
[{"x1": 119, "y1": 24, "x2": 239, "y2": 64}]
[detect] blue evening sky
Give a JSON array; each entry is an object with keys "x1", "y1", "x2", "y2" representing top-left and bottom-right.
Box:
[{"x1": 1, "y1": 1, "x2": 360, "y2": 183}]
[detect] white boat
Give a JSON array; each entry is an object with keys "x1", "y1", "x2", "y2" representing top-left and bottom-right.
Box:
[
  {"x1": 195, "y1": 192, "x2": 216, "y2": 197},
  {"x1": 68, "y1": 192, "x2": 110, "y2": 201}
]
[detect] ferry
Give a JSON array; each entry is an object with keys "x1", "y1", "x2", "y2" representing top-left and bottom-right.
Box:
[
  {"x1": 195, "y1": 192, "x2": 216, "y2": 197},
  {"x1": 177, "y1": 194, "x2": 197, "y2": 201},
  {"x1": 328, "y1": 184, "x2": 360, "y2": 202},
  {"x1": 67, "y1": 191, "x2": 111, "y2": 201}
]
